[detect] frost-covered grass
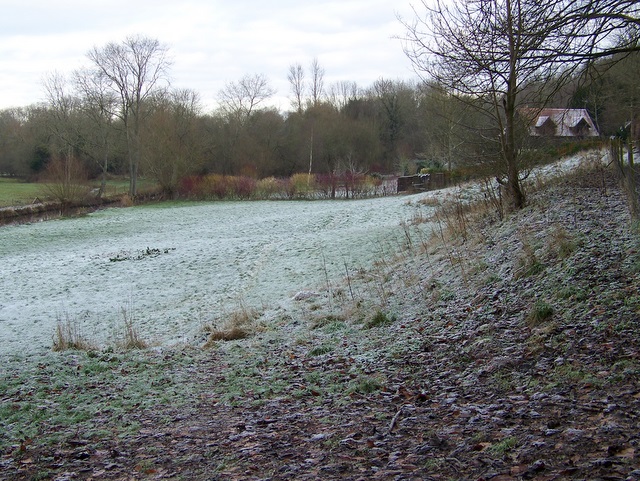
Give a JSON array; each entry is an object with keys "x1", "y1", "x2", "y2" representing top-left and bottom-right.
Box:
[
  {"x1": 0, "y1": 347, "x2": 205, "y2": 449},
  {"x1": 1, "y1": 152, "x2": 602, "y2": 359},
  {"x1": 0, "y1": 195, "x2": 432, "y2": 358}
]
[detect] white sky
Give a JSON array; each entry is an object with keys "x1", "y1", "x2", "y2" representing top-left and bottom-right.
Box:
[{"x1": 0, "y1": 0, "x2": 418, "y2": 112}]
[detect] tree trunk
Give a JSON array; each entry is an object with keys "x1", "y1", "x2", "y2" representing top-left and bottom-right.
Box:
[
  {"x1": 98, "y1": 149, "x2": 108, "y2": 198},
  {"x1": 503, "y1": 0, "x2": 526, "y2": 211},
  {"x1": 612, "y1": 138, "x2": 639, "y2": 220},
  {"x1": 127, "y1": 120, "x2": 140, "y2": 198},
  {"x1": 506, "y1": 156, "x2": 526, "y2": 210},
  {"x1": 626, "y1": 139, "x2": 639, "y2": 220}
]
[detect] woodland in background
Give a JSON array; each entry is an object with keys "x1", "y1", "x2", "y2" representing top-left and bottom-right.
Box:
[{"x1": 0, "y1": 45, "x2": 638, "y2": 201}]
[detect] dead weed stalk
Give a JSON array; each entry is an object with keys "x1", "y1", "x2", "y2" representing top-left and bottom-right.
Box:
[
  {"x1": 343, "y1": 258, "x2": 356, "y2": 301},
  {"x1": 119, "y1": 306, "x2": 147, "y2": 350},
  {"x1": 321, "y1": 253, "x2": 333, "y2": 311},
  {"x1": 481, "y1": 178, "x2": 504, "y2": 221},
  {"x1": 52, "y1": 313, "x2": 95, "y2": 352}
]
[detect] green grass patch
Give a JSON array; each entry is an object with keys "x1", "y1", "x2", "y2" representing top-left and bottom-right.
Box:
[
  {"x1": 556, "y1": 285, "x2": 589, "y2": 301},
  {"x1": 365, "y1": 310, "x2": 396, "y2": 329},
  {"x1": 526, "y1": 300, "x2": 554, "y2": 327},
  {"x1": 347, "y1": 374, "x2": 383, "y2": 395},
  {"x1": 0, "y1": 178, "x2": 45, "y2": 207},
  {"x1": 0, "y1": 349, "x2": 204, "y2": 453},
  {"x1": 0, "y1": 177, "x2": 157, "y2": 208},
  {"x1": 489, "y1": 436, "x2": 518, "y2": 455},
  {"x1": 309, "y1": 344, "x2": 334, "y2": 356}
]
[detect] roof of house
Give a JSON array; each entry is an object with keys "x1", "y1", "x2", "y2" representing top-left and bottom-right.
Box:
[{"x1": 522, "y1": 108, "x2": 599, "y2": 137}]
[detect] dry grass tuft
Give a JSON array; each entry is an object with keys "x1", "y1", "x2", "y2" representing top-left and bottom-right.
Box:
[
  {"x1": 203, "y1": 305, "x2": 259, "y2": 347},
  {"x1": 119, "y1": 307, "x2": 148, "y2": 350},
  {"x1": 514, "y1": 230, "x2": 545, "y2": 279},
  {"x1": 433, "y1": 199, "x2": 470, "y2": 242},
  {"x1": 52, "y1": 314, "x2": 95, "y2": 352},
  {"x1": 429, "y1": 191, "x2": 498, "y2": 246},
  {"x1": 120, "y1": 194, "x2": 134, "y2": 207},
  {"x1": 206, "y1": 327, "x2": 250, "y2": 343},
  {"x1": 548, "y1": 224, "x2": 580, "y2": 260},
  {"x1": 417, "y1": 196, "x2": 442, "y2": 207}
]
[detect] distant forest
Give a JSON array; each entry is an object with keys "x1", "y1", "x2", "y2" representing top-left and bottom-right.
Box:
[{"x1": 0, "y1": 42, "x2": 637, "y2": 199}]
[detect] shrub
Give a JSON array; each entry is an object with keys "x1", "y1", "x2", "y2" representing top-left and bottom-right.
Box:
[
  {"x1": 229, "y1": 176, "x2": 257, "y2": 199},
  {"x1": 255, "y1": 177, "x2": 281, "y2": 199},
  {"x1": 200, "y1": 174, "x2": 229, "y2": 199},
  {"x1": 179, "y1": 175, "x2": 202, "y2": 198},
  {"x1": 120, "y1": 194, "x2": 134, "y2": 207},
  {"x1": 345, "y1": 171, "x2": 377, "y2": 198},
  {"x1": 316, "y1": 173, "x2": 339, "y2": 199},
  {"x1": 40, "y1": 155, "x2": 90, "y2": 207},
  {"x1": 279, "y1": 176, "x2": 295, "y2": 199},
  {"x1": 290, "y1": 173, "x2": 316, "y2": 199},
  {"x1": 349, "y1": 173, "x2": 378, "y2": 198}
]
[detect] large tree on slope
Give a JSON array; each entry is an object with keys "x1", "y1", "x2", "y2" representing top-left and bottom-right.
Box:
[{"x1": 401, "y1": 0, "x2": 640, "y2": 210}]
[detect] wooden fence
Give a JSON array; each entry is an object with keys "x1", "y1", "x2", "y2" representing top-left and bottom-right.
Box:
[{"x1": 396, "y1": 172, "x2": 449, "y2": 193}]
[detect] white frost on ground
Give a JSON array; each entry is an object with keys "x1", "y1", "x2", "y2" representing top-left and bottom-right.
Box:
[
  {"x1": 0, "y1": 151, "x2": 602, "y2": 358},
  {"x1": 0, "y1": 194, "x2": 431, "y2": 357}
]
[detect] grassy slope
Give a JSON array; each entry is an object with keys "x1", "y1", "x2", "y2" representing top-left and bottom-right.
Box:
[{"x1": 1, "y1": 161, "x2": 639, "y2": 480}]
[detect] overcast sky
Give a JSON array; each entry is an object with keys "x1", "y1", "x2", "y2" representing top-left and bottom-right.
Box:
[{"x1": 0, "y1": 0, "x2": 418, "y2": 112}]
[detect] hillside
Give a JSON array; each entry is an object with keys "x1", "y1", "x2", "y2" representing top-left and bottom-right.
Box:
[{"x1": 1, "y1": 158, "x2": 639, "y2": 480}]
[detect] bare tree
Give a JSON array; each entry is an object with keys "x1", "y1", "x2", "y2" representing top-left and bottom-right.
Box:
[
  {"x1": 87, "y1": 35, "x2": 171, "y2": 197},
  {"x1": 327, "y1": 80, "x2": 359, "y2": 111},
  {"x1": 0, "y1": 108, "x2": 30, "y2": 176},
  {"x1": 73, "y1": 67, "x2": 120, "y2": 197},
  {"x1": 422, "y1": 84, "x2": 472, "y2": 172},
  {"x1": 41, "y1": 154, "x2": 89, "y2": 208},
  {"x1": 143, "y1": 88, "x2": 203, "y2": 197},
  {"x1": 42, "y1": 71, "x2": 81, "y2": 158},
  {"x1": 218, "y1": 73, "x2": 276, "y2": 125},
  {"x1": 599, "y1": 47, "x2": 640, "y2": 219},
  {"x1": 216, "y1": 73, "x2": 276, "y2": 175},
  {"x1": 371, "y1": 78, "x2": 418, "y2": 165},
  {"x1": 42, "y1": 71, "x2": 90, "y2": 204},
  {"x1": 309, "y1": 57, "x2": 325, "y2": 107},
  {"x1": 400, "y1": 0, "x2": 640, "y2": 210},
  {"x1": 287, "y1": 63, "x2": 305, "y2": 113}
]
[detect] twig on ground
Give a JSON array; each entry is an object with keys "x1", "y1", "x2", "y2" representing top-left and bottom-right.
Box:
[{"x1": 387, "y1": 404, "x2": 407, "y2": 435}]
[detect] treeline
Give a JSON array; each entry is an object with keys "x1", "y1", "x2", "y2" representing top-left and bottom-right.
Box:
[{"x1": 0, "y1": 35, "x2": 637, "y2": 201}]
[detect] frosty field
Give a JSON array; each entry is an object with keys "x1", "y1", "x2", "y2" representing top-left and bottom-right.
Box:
[{"x1": 0, "y1": 195, "x2": 428, "y2": 358}]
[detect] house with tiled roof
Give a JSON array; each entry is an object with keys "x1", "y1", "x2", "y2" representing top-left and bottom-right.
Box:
[{"x1": 521, "y1": 108, "x2": 600, "y2": 138}]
